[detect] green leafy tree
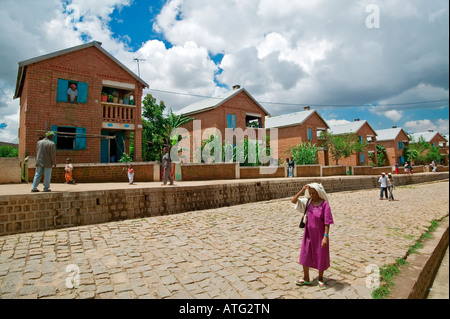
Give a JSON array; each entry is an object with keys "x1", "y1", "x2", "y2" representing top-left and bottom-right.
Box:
[
  {"x1": 141, "y1": 94, "x2": 194, "y2": 162},
  {"x1": 407, "y1": 136, "x2": 443, "y2": 164},
  {"x1": 320, "y1": 131, "x2": 368, "y2": 165},
  {"x1": 290, "y1": 142, "x2": 318, "y2": 165},
  {"x1": 376, "y1": 144, "x2": 387, "y2": 167},
  {"x1": 0, "y1": 145, "x2": 18, "y2": 157}
]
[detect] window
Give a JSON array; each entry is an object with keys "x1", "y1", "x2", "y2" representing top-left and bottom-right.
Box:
[
  {"x1": 359, "y1": 136, "x2": 363, "y2": 144},
  {"x1": 397, "y1": 141, "x2": 404, "y2": 149},
  {"x1": 51, "y1": 125, "x2": 86, "y2": 150},
  {"x1": 227, "y1": 114, "x2": 236, "y2": 129},
  {"x1": 360, "y1": 153, "x2": 365, "y2": 164},
  {"x1": 57, "y1": 79, "x2": 88, "y2": 103},
  {"x1": 307, "y1": 128, "x2": 313, "y2": 140}
]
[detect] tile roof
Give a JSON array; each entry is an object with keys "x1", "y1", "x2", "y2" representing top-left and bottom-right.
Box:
[
  {"x1": 375, "y1": 128, "x2": 405, "y2": 141},
  {"x1": 264, "y1": 109, "x2": 329, "y2": 129},
  {"x1": 175, "y1": 87, "x2": 270, "y2": 117},
  {"x1": 328, "y1": 120, "x2": 368, "y2": 135}
]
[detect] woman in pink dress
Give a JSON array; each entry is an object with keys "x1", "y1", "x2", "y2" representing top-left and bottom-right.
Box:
[{"x1": 292, "y1": 183, "x2": 334, "y2": 289}]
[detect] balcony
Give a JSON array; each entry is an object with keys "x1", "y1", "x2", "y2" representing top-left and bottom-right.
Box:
[{"x1": 102, "y1": 102, "x2": 135, "y2": 124}]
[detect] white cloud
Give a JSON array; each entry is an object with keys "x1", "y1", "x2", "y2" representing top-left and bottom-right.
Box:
[
  {"x1": 383, "y1": 110, "x2": 403, "y2": 122},
  {"x1": 404, "y1": 119, "x2": 437, "y2": 133},
  {"x1": 0, "y1": 0, "x2": 448, "y2": 142}
]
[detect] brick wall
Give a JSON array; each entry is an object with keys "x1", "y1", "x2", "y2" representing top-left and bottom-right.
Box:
[
  {"x1": 239, "y1": 166, "x2": 285, "y2": 179},
  {"x1": 0, "y1": 158, "x2": 22, "y2": 184},
  {"x1": 322, "y1": 165, "x2": 347, "y2": 176},
  {"x1": 18, "y1": 45, "x2": 144, "y2": 164},
  {"x1": 1, "y1": 172, "x2": 448, "y2": 237},
  {"x1": 180, "y1": 163, "x2": 237, "y2": 181},
  {"x1": 26, "y1": 162, "x2": 159, "y2": 183}
]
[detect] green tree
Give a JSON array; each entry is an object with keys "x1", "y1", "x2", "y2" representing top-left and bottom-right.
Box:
[
  {"x1": 376, "y1": 144, "x2": 387, "y2": 167},
  {"x1": 320, "y1": 131, "x2": 368, "y2": 165},
  {"x1": 0, "y1": 145, "x2": 18, "y2": 157},
  {"x1": 142, "y1": 94, "x2": 166, "y2": 161},
  {"x1": 290, "y1": 142, "x2": 318, "y2": 165},
  {"x1": 141, "y1": 94, "x2": 194, "y2": 162},
  {"x1": 407, "y1": 136, "x2": 443, "y2": 164}
]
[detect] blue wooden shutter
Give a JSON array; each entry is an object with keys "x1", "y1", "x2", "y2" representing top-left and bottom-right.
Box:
[
  {"x1": 77, "y1": 82, "x2": 88, "y2": 103},
  {"x1": 231, "y1": 115, "x2": 236, "y2": 128},
  {"x1": 57, "y1": 79, "x2": 68, "y2": 102},
  {"x1": 75, "y1": 127, "x2": 86, "y2": 150}
]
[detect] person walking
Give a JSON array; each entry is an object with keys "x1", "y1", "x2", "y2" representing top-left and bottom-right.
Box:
[
  {"x1": 395, "y1": 162, "x2": 399, "y2": 174},
  {"x1": 288, "y1": 157, "x2": 295, "y2": 178},
  {"x1": 162, "y1": 146, "x2": 174, "y2": 186},
  {"x1": 378, "y1": 172, "x2": 388, "y2": 200},
  {"x1": 291, "y1": 183, "x2": 334, "y2": 289},
  {"x1": 127, "y1": 163, "x2": 135, "y2": 185},
  {"x1": 64, "y1": 158, "x2": 75, "y2": 184},
  {"x1": 387, "y1": 173, "x2": 395, "y2": 201},
  {"x1": 31, "y1": 131, "x2": 57, "y2": 192}
]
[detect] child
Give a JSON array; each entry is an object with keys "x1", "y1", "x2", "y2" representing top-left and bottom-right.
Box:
[
  {"x1": 65, "y1": 158, "x2": 75, "y2": 184},
  {"x1": 127, "y1": 163, "x2": 134, "y2": 185}
]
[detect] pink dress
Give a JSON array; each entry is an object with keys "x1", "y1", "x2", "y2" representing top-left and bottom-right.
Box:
[{"x1": 299, "y1": 201, "x2": 334, "y2": 271}]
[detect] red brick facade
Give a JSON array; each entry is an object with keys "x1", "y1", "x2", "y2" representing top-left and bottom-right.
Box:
[
  {"x1": 15, "y1": 42, "x2": 147, "y2": 164},
  {"x1": 274, "y1": 112, "x2": 329, "y2": 165},
  {"x1": 179, "y1": 89, "x2": 269, "y2": 163},
  {"x1": 328, "y1": 121, "x2": 378, "y2": 167},
  {"x1": 377, "y1": 130, "x2": 410, "y2": 167}
]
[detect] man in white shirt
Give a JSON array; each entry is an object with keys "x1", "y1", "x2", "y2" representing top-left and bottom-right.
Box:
[{"x1": 378, "y1": 172, "x2": 388, "y2": 200}]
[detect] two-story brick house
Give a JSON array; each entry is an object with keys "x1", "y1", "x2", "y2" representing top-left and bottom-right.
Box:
[
  {"x1": 175, "y1": 85, "x2": 271, "y2": 162},
  {"x1": 14, "y1": 41, "x2": 148, "y2": 164},
  {"x1": 264, "y1": 107, "x2": 329, "y2": 165},
  {"x1": 375, "y1": 127, "x2": 410, "y2": 166},
  {"x1": 410, "y1": 130, "x2": 448, "y2": 165},
  {"x1": 327, "y1": 119, "x2": 378, "y2": 167}
]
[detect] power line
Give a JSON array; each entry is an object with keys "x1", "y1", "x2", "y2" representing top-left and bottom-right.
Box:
[{"x1": 147, "y1": 88, "x2": 449, "y2": 108}]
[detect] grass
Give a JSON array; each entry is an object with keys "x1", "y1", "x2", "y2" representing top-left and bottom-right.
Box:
[{"x1": 371, "y1": 218, "x2": 443, "y2": 299}]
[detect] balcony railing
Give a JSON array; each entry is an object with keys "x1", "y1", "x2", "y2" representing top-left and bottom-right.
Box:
[{"x1": 102, "y1": 102, "x2": 135, "y2": 124}]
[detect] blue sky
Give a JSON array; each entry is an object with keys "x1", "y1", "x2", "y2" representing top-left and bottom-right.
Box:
[{"x1": 0, "y1": 0, "x2": 448, "y2": 143}]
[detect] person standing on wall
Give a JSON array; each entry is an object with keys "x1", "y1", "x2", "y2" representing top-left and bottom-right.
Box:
[
  {"x1": 31, "y1": 131, "x2": 57, "y2": 192},
  {"x1": 162, "y1": 146, "x2": 174, "y2": 186}
]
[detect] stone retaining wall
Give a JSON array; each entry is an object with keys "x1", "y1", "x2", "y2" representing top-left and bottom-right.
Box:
[{"x1": 1, "y1": 172, "x2": 448, "y2": 237}]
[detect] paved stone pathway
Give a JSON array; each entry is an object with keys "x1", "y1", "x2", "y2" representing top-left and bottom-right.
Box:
[{"x1": 0, "y1": 181, "x2": 448, "y2": 299}]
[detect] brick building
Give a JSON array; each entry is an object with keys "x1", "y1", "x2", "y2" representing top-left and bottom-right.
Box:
[
  {"x1": 410, "y1": 130, "x2": 448, "y2": 165},
  {"x1": 264, "y1": 107, "x2": 329, "y2": 165},
  {"x1": 14, "y1": 41, "x2": 148, "y2": 164},
  {"x1": 375, "y1": 127, "x2": 410, "y2": 166},
  {"x1": 328, "y1": 119, "x2": 378, "y2": 167},
  {"x1": 175, "y1": 86, "x2": 270, "y2": 162}
]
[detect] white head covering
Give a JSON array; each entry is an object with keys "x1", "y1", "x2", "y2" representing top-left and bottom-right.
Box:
[{"x1": 304, "y1": 183, "x2": 329, "y2": 202}]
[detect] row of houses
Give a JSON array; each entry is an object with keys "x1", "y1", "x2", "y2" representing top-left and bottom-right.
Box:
[
  {"x1": 14, "y1": 41, "x2": 449, "y2": 167},
  {"x1": 175, "y1": 86, "x2": 449, "y2": 167}
]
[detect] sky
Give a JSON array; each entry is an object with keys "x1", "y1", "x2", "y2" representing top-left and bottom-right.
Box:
[{"x1": 0, "y1": 0, "x2": 448, "y2": 144}]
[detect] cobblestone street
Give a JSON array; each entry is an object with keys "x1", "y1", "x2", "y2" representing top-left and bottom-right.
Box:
[{"x1": 0, "y1": 180, "x2": 448, "y2": 299}]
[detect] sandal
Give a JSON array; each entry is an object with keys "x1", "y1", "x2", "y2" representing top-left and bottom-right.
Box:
[
  {"x1": 317, "y1": 281, "x2": 326, "y2": 289},
  {"x1": 295, "y1": 279, "x2": 312, "y2": 286}
]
